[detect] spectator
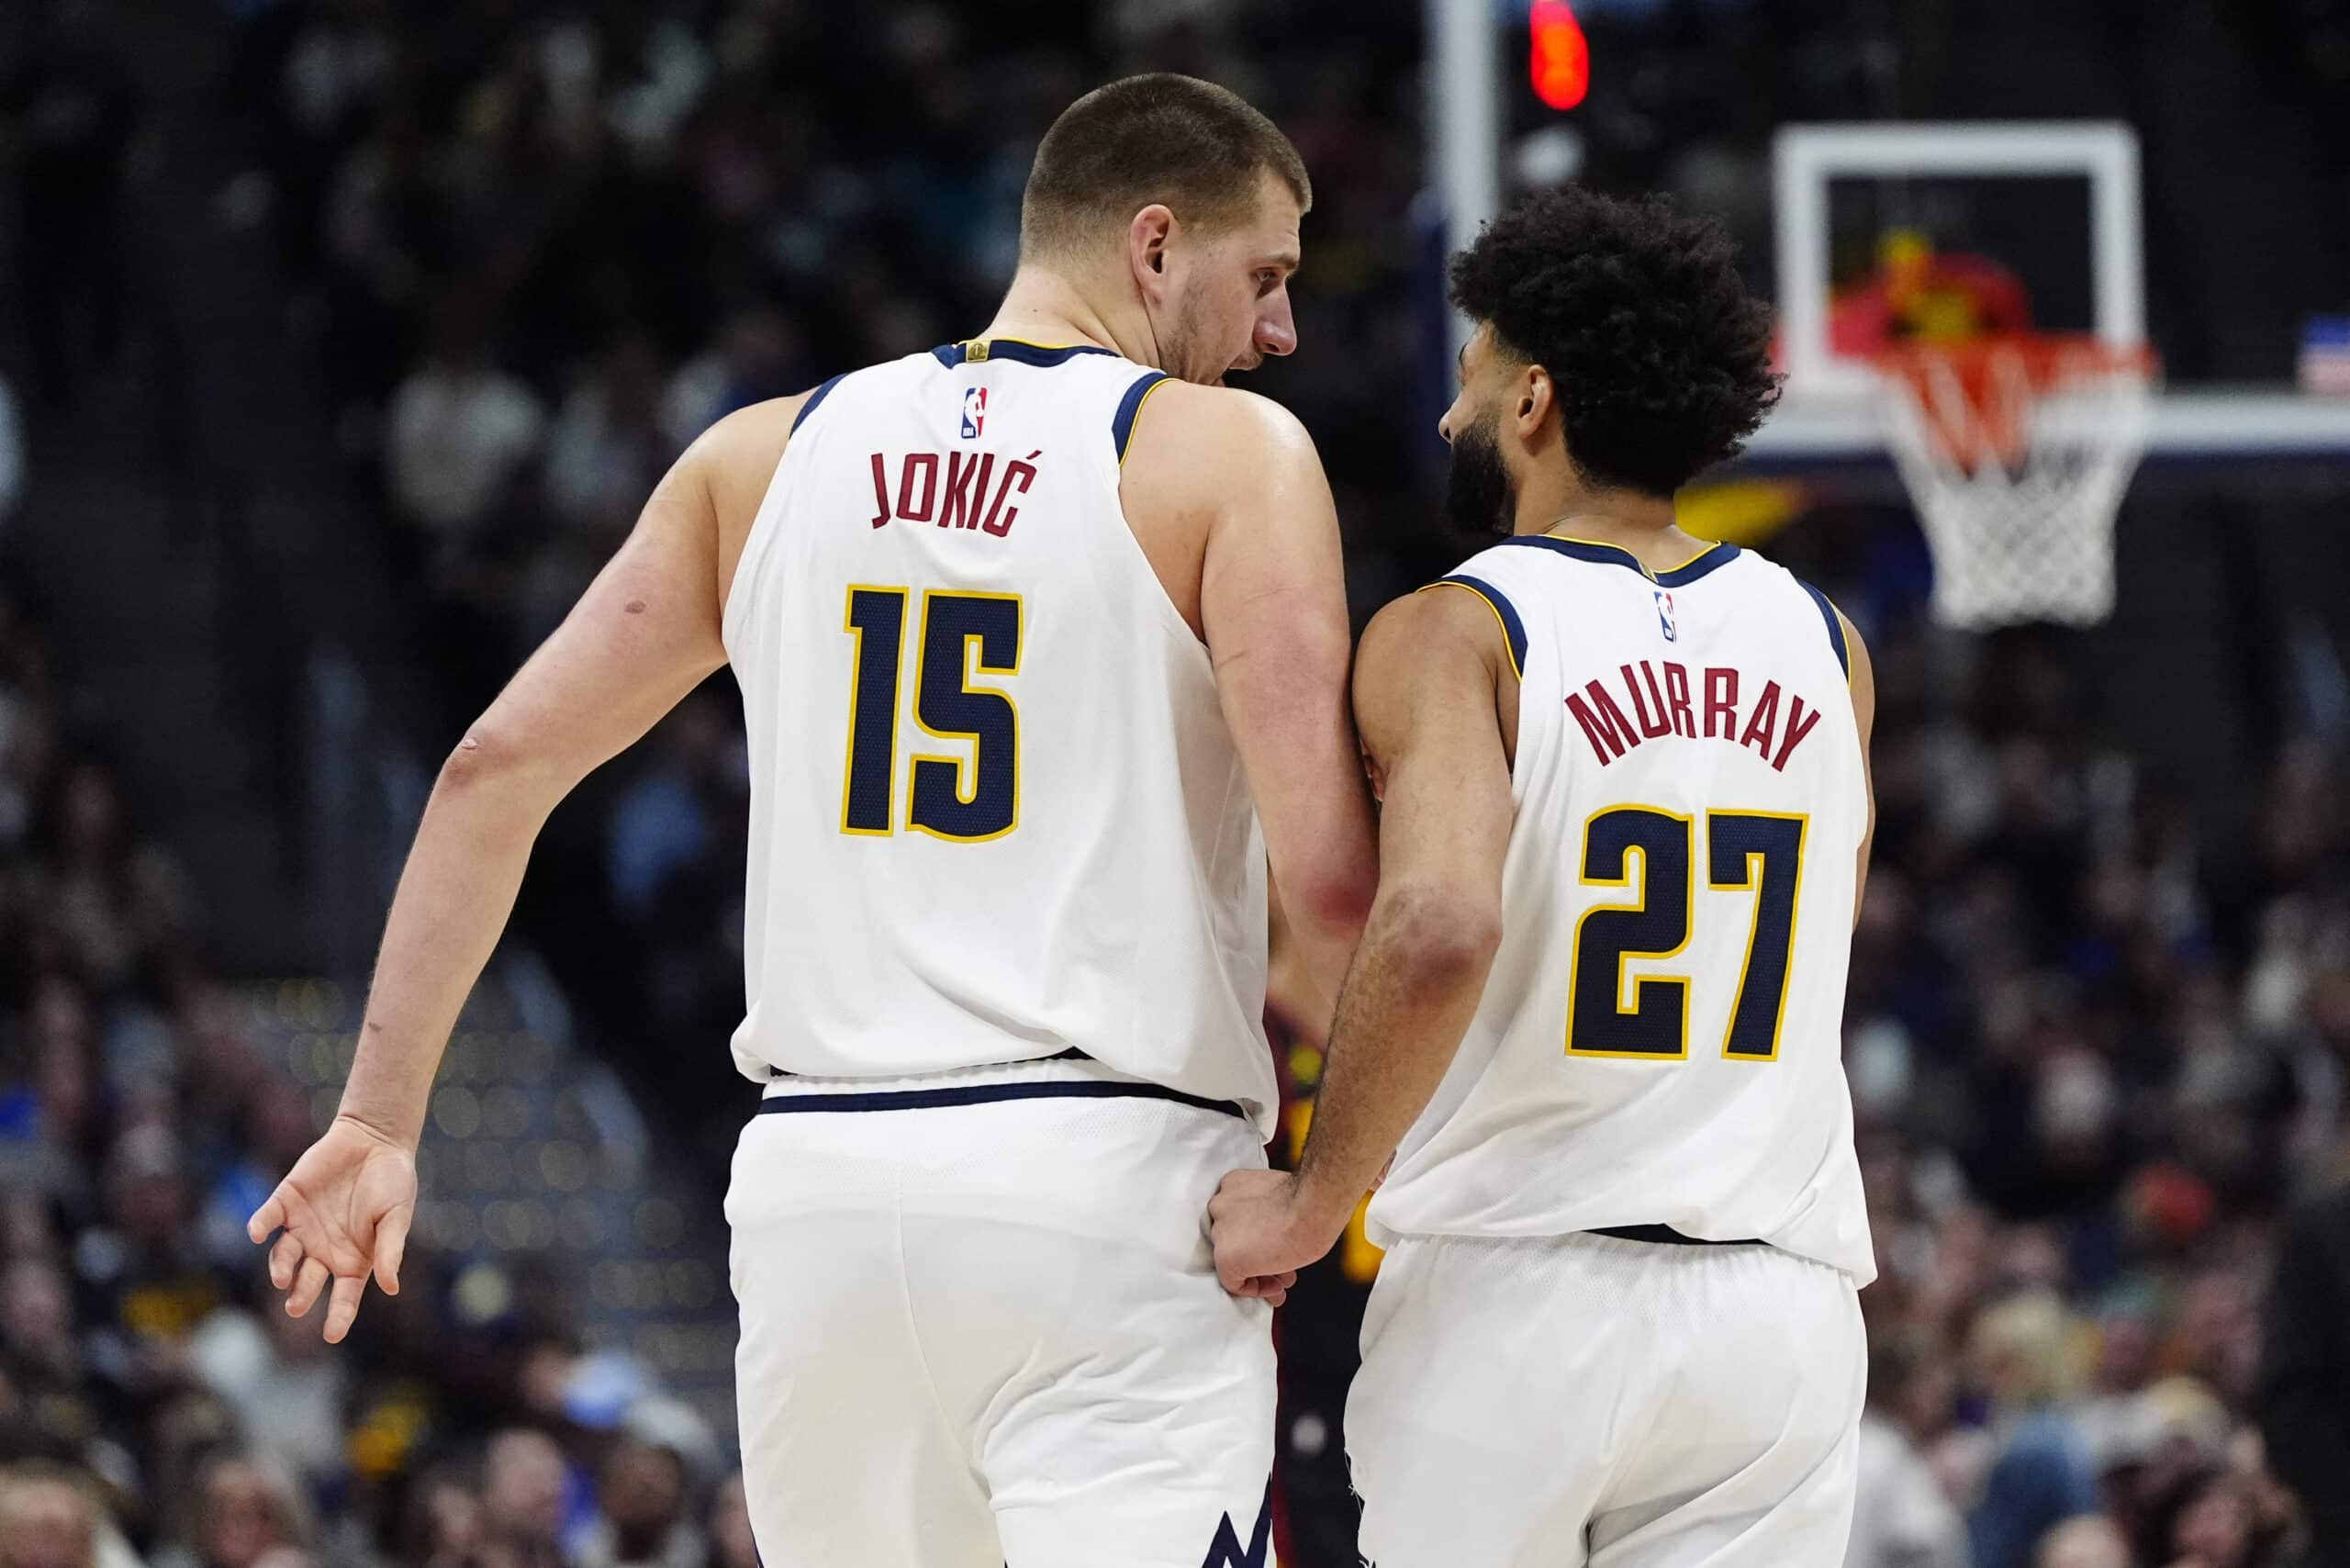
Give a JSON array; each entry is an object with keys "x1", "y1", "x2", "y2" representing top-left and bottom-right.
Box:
[
  {"x1": 1966, "y1": 1294, "x2": 2101, "y2": 1568},
  {"x1": 382, "y1": 297, "x2": 550, "y2": 711},
  {"x1": 1849, "y1": 1334, "x2": 1968, "y2": 1568},
  {"x1": 2143, "y1": 1465, "x2": 2287, "y2": 1568},
  {"x1": 4, "y1": 1260, "x2": 119, "y2": 1497},
  {"x1": 383, "y1": 300, "x2": 547, "y2": 552},
  {"x1": 543, "y1": 337, "x2": 674, "y2": 541},
  {"x1": 151, "y1": 1455, "x2": 313, "y2": 1568},
  {"x1": 476, "y1": 1429, "x2": 568, "y2": 1568},
  {"x1": 0, "y1": 1462, "x2": 96, "y2": 1568},
  {"x1": 2034, "y1": 1516, "x2": 2130, "y2": 1568},
  {"x1": 522, "y1": 336, "x2": 677, "y2": 648},
  {"x1": 74, "y1": 1125, "x2": 223, "y2": 1396},
  {"x1": 2255, "y1": 1181, "x2": 2350, "y2": 1561},
  {"x1": 576, "y1": 1439, "x2": 699, "y2": 1568},
  {"x1": 183, "y1": 1293, "x2": 350, "y2": 1497},
  {"x1": 385, "y1": 1464, "x2": 482, "y2": 1568},
  {"x1": 700, "y1": 1473, "x2": 753, "y2": 1568},
  {"x1": 36, "y1": 763, "x2": 192, "y2": 995}
]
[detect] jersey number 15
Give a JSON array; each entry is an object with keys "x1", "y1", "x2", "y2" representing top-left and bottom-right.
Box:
[
  {"x1": 839, "y1": 585, "x2": 1022, "y2": 842},
  {"x1": 1569, "y1": 807, "x2": 1807, "y2": 1060}
]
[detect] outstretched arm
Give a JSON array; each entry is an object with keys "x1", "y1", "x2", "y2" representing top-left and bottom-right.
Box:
[
  {"x1": 247, "y1": 400, "x2": 791, "y2": 1341},
  {"x1": 1210, "y1": 586, "x2": 1513, "y2": 1287}
]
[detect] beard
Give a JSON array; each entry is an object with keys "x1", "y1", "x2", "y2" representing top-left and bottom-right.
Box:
[
  {"x1": 1154, "y1": 274, "x2": 1209, "y2": 383},
  {"x1": 1152, "y1": 273, "x2": 1246, "y2": 385},
  {"x1": 1444, "y1": 409, "x2": 1517, "y2": 540}
]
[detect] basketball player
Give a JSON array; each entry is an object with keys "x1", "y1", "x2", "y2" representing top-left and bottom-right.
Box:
[
  {"x1": 1211, "y1": 187, "x2": 1877, "y2": 1565},
  {"x1": 246, "y1": 74, "x2": 1378, "y2": 1566}
]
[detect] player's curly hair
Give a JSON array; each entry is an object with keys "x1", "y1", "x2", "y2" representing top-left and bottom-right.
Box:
[{"x1": 1449, "y1": 187, "x2": 1780, "y2": 497}]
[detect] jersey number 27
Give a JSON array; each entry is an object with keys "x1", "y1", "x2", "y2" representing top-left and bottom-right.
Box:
[
  {"x1": 839, "y1": 586, "x2": 1021, "y2": 842},
  {"x1": 1569, "y1": 807, "x2": 1806, "y2": 1060}
]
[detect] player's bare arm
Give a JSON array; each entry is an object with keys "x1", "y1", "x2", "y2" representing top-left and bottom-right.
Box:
[
  {"x1": 1841, "y1": 605, "x2": 1877, "y2": 922},
  {"x1": 1129, "y1": 379, "x2": 1379, "y2": 997},
  {"x1": 243, "y1": 393, "x2": 804, "y2": 1343},
  {"x1": 1209, "y1": 585, "x2": 1512, "y2": 1291}
]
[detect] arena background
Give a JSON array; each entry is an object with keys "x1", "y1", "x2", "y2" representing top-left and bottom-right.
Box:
[{"x1": 3, "y1": 1, "x2": 2348, "y2": 1565}]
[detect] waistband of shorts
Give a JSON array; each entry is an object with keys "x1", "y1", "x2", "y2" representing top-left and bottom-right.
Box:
[{"x1": 754, "y1": 1049, "x2": 1248, "y2": 1122}]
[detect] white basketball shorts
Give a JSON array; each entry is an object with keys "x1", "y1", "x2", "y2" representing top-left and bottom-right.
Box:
[
  {"x1": 725, "y1": 1065, "x2": 1277, "y2": 1568},
  {"x1": 1348, "y1": 1229, "x2": 1865, "y2": 1568}
]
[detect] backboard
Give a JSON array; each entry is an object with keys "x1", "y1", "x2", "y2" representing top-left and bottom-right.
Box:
[{"x1": 1747, "y1": 121, "x2": 2350, "y2": 471}]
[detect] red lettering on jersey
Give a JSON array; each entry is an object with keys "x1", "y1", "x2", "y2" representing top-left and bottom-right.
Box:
[
  {"x1": 867, "y1": 453, "x2": 890, "y2": 528},
  {"x1": 1567, "y1": 680, "x2": 1641, "y2": 764},
  {"x1": 941, "y1": 452, "x2": 990, "y2": 530},
  {"x1": 982, "y1": 451, "x2": 1040, "y2": 537},
  {"x1": 898, "y1": 453, "x2": 939, "y2": 523},
  {"x1": 1620, "y1": 663, "x2": 1672, "y2": 739},
  {"x1": 1662, "y1": 662, "x2": 1697, "y2": 738},
  {"x1": 1740, "y1": 679, "x2": 1782, "y2": 759},
  {"x1": 1704, "y1": 666, "x2": 1738, "y2": 737},
  {"x1": 1772, "y1": 695, "x2": 1822, "y2": 772}
]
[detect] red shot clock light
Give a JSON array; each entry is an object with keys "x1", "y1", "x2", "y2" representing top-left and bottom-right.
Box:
[{"x1": 1529, "y1": 0, "x2": 1590, "y2": 110}]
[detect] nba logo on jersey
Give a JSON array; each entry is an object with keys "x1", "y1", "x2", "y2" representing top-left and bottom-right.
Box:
[
  {"x1": 1654, "y1": 588, "x2": 1678, "y2": 641},
  {"x1": 960, "y1": 386, "x2": 988, "y2": 439}
]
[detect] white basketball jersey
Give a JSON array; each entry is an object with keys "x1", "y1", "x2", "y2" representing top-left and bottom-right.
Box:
[
  {"x1": 1367, "y1": 536, "x2": 1875, "y2": 1282},
  {"x1": 720, "y1": 342, "x2": 1276, "y2": 1134}
]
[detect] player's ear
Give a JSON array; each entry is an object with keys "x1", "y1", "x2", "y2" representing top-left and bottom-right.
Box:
[
  {"x1": 1515, "y1": 364, "x2": 1555, "y2": 438},
  {"x1": 1129, "y1": 204, "x2": 1176, "y2": 292}
]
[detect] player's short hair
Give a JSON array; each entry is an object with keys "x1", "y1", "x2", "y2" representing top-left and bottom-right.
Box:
[
  {"x1": 1021, "y1": 74, "x2": 1310, "y2": 262},
  {"x1": 1449, "y1": 187, "x2": 1780, "y2": 497}
]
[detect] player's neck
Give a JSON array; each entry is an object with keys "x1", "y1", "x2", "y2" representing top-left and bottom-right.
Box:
[
  {"x1": 1514, "y1": 484, "x2": 1699, "y2": 571},
  {"x1": 979, "y1": 267, "x2": 1157, "y2": 367}
]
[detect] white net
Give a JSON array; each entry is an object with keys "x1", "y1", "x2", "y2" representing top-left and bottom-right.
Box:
[{"x1": 1878, "y1": 340, "x2": 2157, "y2": 629}]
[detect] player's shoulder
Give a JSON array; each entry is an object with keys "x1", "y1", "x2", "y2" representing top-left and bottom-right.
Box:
[
  {"x1": 680, "y1": 386, "x2": 834, "y2": 532},
  {"x1": 1361, "y1": 572, "x2": 1515, "y2": 677},
  {"x1": 1125, "y1": 380, "x2": 1318, "y2": 468},
  {"x1": 1118, "y1": 382, "x2": 1326, "y2": 532},
  {"x1": 683, "y1": 393, "x2": 802, "y2": 476}
]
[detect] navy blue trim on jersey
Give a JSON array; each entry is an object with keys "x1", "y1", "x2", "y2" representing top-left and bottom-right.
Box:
[
  {"x1": 1113, "y1": 370, "x2": 1173, "y2": 462},
  {"x1": 1797, "y1": 579, "x2": 1851, "y2": 680},
  {"x1": 1501, "y1": 534, "x2": 1743, "y2": 587},
  {"x1": 755, "y1": 1077, "x2": 1247, "y2": 1121},
  {"x1": 1588, "y1": 1224, "x2": 1764, "y2": 1248},
  {"x1": 1423, "y1": 575, "x2": 1528, "y2": 679},
  {"x1": 790, "y1": 374, "x2": 845, "y2": 432},
  {"x1": 930, "y1": 339, "x2": 1120, "y2": 370}
]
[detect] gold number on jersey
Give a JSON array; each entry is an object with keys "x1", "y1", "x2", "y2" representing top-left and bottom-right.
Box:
[
  {"x1": 1567, "y1": 808, "x2": 1807, "y2": 1060},
  {"x1": 839, "y1": 586, "x2": 1022, "y2": 842}
]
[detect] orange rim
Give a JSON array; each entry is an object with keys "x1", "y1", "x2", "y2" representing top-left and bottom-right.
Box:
[{"x1": 1877, "y1": 334, "x2": 2158, "y2": 470}]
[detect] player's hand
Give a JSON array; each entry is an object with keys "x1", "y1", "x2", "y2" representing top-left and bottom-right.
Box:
[
  {"x1": 245, "y1": 1114, "x2": 418, "y2": 1345},
  {"x1": 1207, "y1": 1168, "x2": 1344, "y2": 1304}
]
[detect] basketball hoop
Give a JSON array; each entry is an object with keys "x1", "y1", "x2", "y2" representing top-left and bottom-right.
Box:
[{"x1": 1876, "y1": 334, "x2": 2158, "y2": 628}]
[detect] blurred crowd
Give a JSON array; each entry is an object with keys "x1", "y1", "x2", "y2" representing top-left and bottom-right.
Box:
[
  {"x1": 225, "y1": 0, "x2": 1428, "y2": 715},
  {"x1": 0, "y1": 567, "x2": 763, "y2": 1567},
  {"x1": 1822, "y1": 619, "x2": 2350, "y2": 1568}
]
